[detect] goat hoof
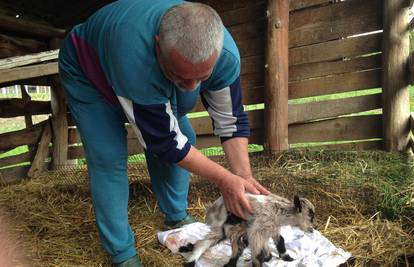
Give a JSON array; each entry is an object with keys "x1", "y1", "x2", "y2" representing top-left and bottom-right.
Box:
[
  {"x1": 178, "y1": 243, "x2": 194, "y2": 253},
  {"x1": 281, "y1": 254, "x2": 294, "y2": 261},
  {"x1": 183, "y1": 261, "x2": 196, "y2": 267}
]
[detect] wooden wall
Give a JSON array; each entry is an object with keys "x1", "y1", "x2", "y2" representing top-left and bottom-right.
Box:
[{"x1": 0, "y1": 0, "x2": 411, "y2": 183}]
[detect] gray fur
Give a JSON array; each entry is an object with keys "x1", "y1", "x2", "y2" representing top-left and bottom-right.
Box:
[{"x1": 180, "y1": 193, "x2": 316, "y2": 266}]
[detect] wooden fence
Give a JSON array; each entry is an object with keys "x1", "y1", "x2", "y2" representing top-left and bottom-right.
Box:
[{"x1": 0, "y1": 0, "x2": 412, "y2": 183}]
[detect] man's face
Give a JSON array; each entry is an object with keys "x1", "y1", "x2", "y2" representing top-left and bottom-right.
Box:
[{"x1": 156, "y1": 36, "x2": 218, "y2": 91}]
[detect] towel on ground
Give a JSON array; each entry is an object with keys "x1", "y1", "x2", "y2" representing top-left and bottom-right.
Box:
[{"x1": 157, "y1": 222, "x2": 352, "y2": 267}]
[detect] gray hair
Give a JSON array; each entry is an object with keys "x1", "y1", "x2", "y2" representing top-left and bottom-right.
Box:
[{"x1": 159, "y1": 2, "x2": 224, "y2": 64}]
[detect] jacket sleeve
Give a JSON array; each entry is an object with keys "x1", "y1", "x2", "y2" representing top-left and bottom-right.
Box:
[
  {"x1": 118, "y1": 96, "x2": 191, "y2": 163},
  {"x1": 201, "y1": 76, "x2": 250, "y2": 143}
]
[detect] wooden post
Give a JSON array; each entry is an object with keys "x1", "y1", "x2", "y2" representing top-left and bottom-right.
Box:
[
  {"x1": 49, "y1": 38, "x2": 68, "y2": 169},
  {"x1": 27, "y1": 120, "x2": 52, "y2": 178},
  {"x1": 20, "y1": 85, "x2": 33, "y2": 128},
  {"x1": 382, "y1": 0, "x2": 411, "y2": 151},
  {"x1": 264, "y1": 0, "x2": 289, "y2": 152}
]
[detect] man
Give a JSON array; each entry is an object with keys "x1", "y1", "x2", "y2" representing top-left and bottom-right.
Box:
[{"x1": 59, "y1": 0, "x2": 269, "y2": 266}]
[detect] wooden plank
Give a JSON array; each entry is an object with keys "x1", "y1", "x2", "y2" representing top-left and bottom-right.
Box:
[
  {"x1": 20, "y1": 86, "x2": 33, "y2": 128},
  {"x1": 290, "y1": 54, "x2": 382, "y2": 82},
  {"x1": 0, "y1": 62, "x2": 58, "y2": 84},
  {"x1": 289, "y1": 0, "x2": 383, "y2": 47},
  {"x1": 0, "y1": 121, "x2": 46, "y2": 151},
  {"x1": 67, "y1": 129, "x2": 264, "y2": 159},
  {"x1": 301, "y1": 140, "x2": 382, "y2": 151},
  {"x1": 0, "y1": 49, "x2": 58, "y2": 70},
  {"x1": 0, "y1": 165, "x2": 29, "y2": 185},
  {"x1": 289, "y1": 93, "x2": 382, "y2": 124},
  {"x1": 241, "y1": 55, "x2": 264, "y2": 75},
  {"x1": 27, "y1": 121, "x2": 52, "y2": 178},
  {"x1": 382, "y1": 0, "x2": 411, "y2": 151},
  {"x1": 68, "y1": 110, "x2": 264, "y2": 145},
  {"x1": 0, "y1": 148, "x2": 35, "y2": 168},
  {"x1": 289, "y1": 0, "x2": 330, "y2": 11},
  {"x1": 0, "y1": 14, "x2": 66, "y2": 38},
  {"x1": 411, "y1": 113, "x2": 414, "y2": 133},
  {"x1": 289, "y1": 33, "x2": 382, "y2": 66},
  {"x1": 289, "y1": 114, "x2": 382, "y2": 143},
  {"x1": 228, "y1": 20, "x2": 265, "y2": 43},
  {"x1": 200, "y1": 0, "x2": 254, "y2": 13},
  {"x1": 237, "y1": 37, "x2": 264, "y2": 58},
  {"x1": 289, "y1": 69, "x2": 381, "y2": 99},
  {"x1": 45, "y1": 38, "x2": 68, "y2": 168},
  {"x1": 220, "y1": 2, "x2": 266, "y2": 27},
  {"x1": 0, "y1": 34, "x2": 47, "y2": 59},
  {"x1": 0, "y1": 77, "x2": 50, "y2": 88},
  {"x1": 0, "y1": 99, "x2": 50, "y2": 118},
  {"x1": 264, "y1": 0, "x2": 289, "y2": 152}
]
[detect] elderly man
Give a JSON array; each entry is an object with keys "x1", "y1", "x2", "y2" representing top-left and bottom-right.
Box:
[{"x1": 59, "y1": 0, "x2": 269, "y2": 266}]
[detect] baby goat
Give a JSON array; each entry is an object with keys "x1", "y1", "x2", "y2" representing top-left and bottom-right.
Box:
[{"x1": 179, "y1": 193, "x2": 316, "y2": 267}]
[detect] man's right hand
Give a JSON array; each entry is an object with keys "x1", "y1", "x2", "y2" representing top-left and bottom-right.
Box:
[{"x1": 217, "y1": 174, "x2": 260, "y2": 220}]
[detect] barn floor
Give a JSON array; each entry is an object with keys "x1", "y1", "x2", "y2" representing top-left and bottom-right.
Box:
[{"x1": 0, "y1": 149, "x2": 413, "y2": 267}]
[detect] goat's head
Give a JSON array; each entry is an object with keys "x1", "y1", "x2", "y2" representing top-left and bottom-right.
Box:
[{"x1": 293, "y1": 196, "x2": 316, "y2": 232}]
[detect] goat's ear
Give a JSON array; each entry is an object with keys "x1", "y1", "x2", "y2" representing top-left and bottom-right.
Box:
[{"x1": 294, "y1": 195, "x2": 302, "y2": 213}]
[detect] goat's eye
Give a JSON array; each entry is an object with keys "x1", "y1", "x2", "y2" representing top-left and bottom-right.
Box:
[{"x1": 308, "y1": 209, "x2": 315, "y2": 222}]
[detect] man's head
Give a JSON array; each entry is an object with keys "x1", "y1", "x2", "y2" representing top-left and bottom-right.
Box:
[{"x1": 156, "y1": 3, "x2": 224, "y2": 91}]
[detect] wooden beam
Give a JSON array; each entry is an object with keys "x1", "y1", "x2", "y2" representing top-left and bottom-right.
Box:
[
  {"x1": 27, "y1": 121, "x2": 52, "y2": 178},
  {"x1": 0, "y1": 98, "x2": 50, "y2": 118},
  {"x1": 382, "y1": 0, "x2": 411, "y2": 151},
  {"x1": 289, "y1": 114, "x2": 382, "y2": 143},
  {"x1": 0, "y1": 62, "x2": 58, "y2": 84},
  {"x1": 263, "y1": 0, "x2": 289, "y2": 152},
  {"x1": 0, "y1": 121, "x2": 45, "y2": 151},
  {"x1": 0, "y1": 14, "x2": 66, "y2": 39},
  {"x1": 289, "y1": 0, "x2": 383, "y2": 48},
  {"x1": 0, "y1": 49, "x2": 58, "y2": 70},
  {"x1": 289, "y1": 93, "x2": 382, "y2": 124},
  {"x1": 49, "y1": 38, "x2": 68, "y2": 169},
  {"x1": 289, "y1": 33, "x2": 382, "y2": 66},
  {"x1": 289, "y1": 69, "x2": 381, "y2": 99}
]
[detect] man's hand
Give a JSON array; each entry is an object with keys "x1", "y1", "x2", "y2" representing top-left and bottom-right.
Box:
[
  {"x1": 217, "y1": 174, "x2": 261, "y2": 220},
  {"x1": 240, "y1": 174, "x2": 271, "y2": 195}
]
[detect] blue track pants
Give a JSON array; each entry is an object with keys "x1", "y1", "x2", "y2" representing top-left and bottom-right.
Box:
[{"x1": 60, "y1": 68, "x2": 195, "y2": 263}]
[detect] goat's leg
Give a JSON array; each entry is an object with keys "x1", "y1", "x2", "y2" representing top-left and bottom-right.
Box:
[
  {"x1": 248, "y1": 230, "x2": 272, "y2": 267},
  {"x1": 179, "y1": 226, "x2": 225, "y2": 266},
  {"x1": 224, "y1": 233, "x2": 248, "y2": 267},
  {"x1": 274, "y1": 235, "x2": 294, "y2": 261}
]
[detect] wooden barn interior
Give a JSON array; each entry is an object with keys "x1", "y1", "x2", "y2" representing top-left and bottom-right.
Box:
[
  {"x1": 0, "y1": 0, "x2": 414, "y2": 266},
  {"x1": 1, "y1": 0, "x2": 413, "y2": 182}
]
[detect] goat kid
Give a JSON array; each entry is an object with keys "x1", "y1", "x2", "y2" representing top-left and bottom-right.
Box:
[{"x1": 179, "y1": 193, "x2": 316, "y2": 267}]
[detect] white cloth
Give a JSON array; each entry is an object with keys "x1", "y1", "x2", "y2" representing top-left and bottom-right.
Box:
[{"x1": 157, "y1": 222, "x2": 352, "y2": 267}]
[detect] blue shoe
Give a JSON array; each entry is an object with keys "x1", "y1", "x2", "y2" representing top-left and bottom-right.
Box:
[
  {"x1": 113, "y1": 255, "x2": 143, "y2": 267},
  {"x1": 164, "y1": 214, "x2": 196, "y2": 230}
]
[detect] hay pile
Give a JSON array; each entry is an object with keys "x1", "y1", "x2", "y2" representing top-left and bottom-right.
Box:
[{"x1": 0, "y1": 150, "x2": 413, "y2": 266}]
